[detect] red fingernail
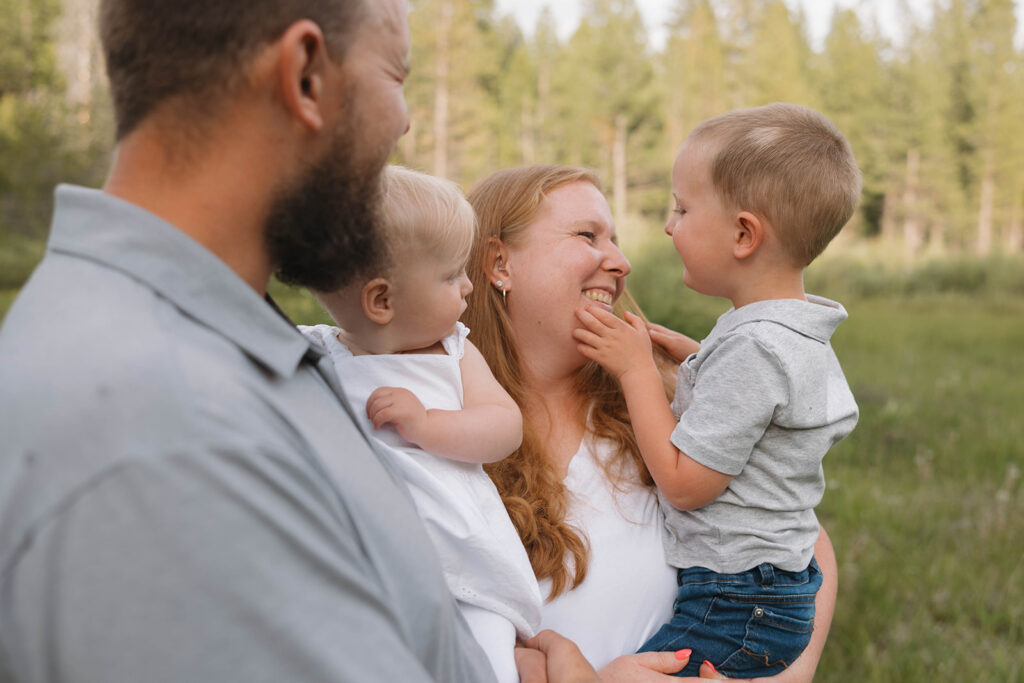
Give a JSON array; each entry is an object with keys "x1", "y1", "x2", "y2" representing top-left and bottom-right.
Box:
[
  {"x1": 674, "y1": 649, "x2": 692, "y2": 660},
  {"x1": 703, "y1": 660, "x2": 718, "y2": 673}
]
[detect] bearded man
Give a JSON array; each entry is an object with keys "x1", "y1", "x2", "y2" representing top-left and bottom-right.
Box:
[{"x1": 0, "y1": 1, "x2": 594, "y2": 681}]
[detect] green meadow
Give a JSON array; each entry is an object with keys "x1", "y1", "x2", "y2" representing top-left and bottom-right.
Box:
[{"x1": 2, "y1": 240, "x2": 1022, "y2": 681}]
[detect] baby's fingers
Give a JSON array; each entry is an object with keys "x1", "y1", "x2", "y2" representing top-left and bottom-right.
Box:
[{"x1": 365, "y1": 387, "x2": 399, "y2": 428}]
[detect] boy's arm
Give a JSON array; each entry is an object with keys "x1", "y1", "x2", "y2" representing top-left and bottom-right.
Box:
[
  {"x1": 366, "y1": 340, "x2": 522, "y2": 464},
  {"x1": 574, "y1": 306, "x2": 731, "y2": 509}
]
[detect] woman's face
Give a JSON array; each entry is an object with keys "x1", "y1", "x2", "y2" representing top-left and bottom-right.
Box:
[{"x1": 504, "y1": 181, "x2": 631, "y2": 367}]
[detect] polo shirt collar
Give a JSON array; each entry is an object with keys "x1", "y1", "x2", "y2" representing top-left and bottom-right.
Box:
[
  {"x1": 46, "y1": 185, "x2": 317, "y2": 378},
  {"x1": 715, "y1": 295, "x2": 848, "y2": 343}
]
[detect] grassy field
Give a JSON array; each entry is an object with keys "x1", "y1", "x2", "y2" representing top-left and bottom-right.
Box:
[{"x1": 2, "y1": 242, "x2": 1022, "y2": 680}]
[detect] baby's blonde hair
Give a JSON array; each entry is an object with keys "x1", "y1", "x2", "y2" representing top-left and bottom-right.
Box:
[
  {"x1": 378, "y1": 165, "x2": 476, "y2": 271},
  {"x1": 687, "y1": 102, "x2": 862, "y2": 267}
]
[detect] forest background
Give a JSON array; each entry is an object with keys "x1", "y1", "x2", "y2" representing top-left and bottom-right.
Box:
[{"x1": 1, "y1": 0, "x2": 1022, "y2": 680}]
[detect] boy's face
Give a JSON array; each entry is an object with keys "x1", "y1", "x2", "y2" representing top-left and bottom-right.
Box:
[
  {"x1": 387, "y1": 245, "x2": 473, "y2": 352},
  {"x1": 665, "y1": 141, "x2": 738, "y2": 299}
]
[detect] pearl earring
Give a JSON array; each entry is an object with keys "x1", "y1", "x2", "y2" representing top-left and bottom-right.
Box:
[{"x1": 495, "y1": 280, "x2": 504, "y2": 288}]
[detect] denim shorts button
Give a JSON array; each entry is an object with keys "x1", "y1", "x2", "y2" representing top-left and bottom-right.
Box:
[{"x1": 753, "y1": 606, "x2": 765, "y2": 618}]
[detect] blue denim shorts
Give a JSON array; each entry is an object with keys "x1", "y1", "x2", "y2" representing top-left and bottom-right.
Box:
[{"x1": 637, "y1": 558, "x2": 822, "y2": 678}]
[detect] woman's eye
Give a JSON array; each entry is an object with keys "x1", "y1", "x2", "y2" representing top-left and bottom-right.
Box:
[
  {"x1": 673, "y1": 206, "x2": 686, "y2": 215},
  {"x1": 577, "y1": 231, "x2": 597, "y2": 241}
]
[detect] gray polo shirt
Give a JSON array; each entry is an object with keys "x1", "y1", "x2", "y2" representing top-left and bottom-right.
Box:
[
  {"x1": 663, "y1": 296, "x2": 858, "y2": 574},
  {"x1": 0, "y1": 186, "x2": 495, "y2": 683}
]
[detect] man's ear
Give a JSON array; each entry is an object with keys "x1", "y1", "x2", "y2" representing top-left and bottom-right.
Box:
[
  {"x1": 361, "y1": 277, "x2": 395, "y2": 325},
  {"x1": 486, "y1": 237, "x2": 512, "y2": 289},
  {"x1": 277, "y1": 20, "x2": 331, "y2": 131},
  {"x1": 733, "y1": 211, "x2": 765, "y2": 260}
]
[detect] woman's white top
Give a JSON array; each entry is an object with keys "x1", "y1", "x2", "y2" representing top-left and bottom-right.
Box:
[
  {"x1": 538, "y1": 436, "x2": 677, "y2": 671},
  {"x1": 301, "y1": 322, "x2": 541, "y2": 683}
]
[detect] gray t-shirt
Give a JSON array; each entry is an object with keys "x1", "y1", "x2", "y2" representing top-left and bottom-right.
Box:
[
  {"x1": 0, "y1": 186, "x2": 495, "y2": 683},
  {"x1": 663, "y1": 296, "x2": 858, "y2": 574}
]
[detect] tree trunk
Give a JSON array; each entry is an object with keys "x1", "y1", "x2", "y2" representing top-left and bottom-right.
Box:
[
  {"x1": 612, "y1": 113, "x2": 628, "y2": 223},
  {"x1": 535, "y1": 57, "x2": 550, "y2": 161},
  {"x1": 880, "y1": 186, "x2": 898, "y2": 243},
  {"x1": 1007, "y1": 194, "x2": 1022, "y2": 253},
  {"x1": 975, "y1": 150, "x2": 995, "y2": 256},
  {"x1": 927, "y1": 219, "x2": 947, "y2": 255},
  {"x1": 520, "y1": 94, "x2": 535, "y2": 165},
  {"x1": 902, "y1": 148, "x2": 922, "y2": 260},
  {"x1": 432, "y1": 0, "x2": 452, "y2": 178}
]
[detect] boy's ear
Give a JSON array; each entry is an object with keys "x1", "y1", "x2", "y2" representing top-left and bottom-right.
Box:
[
  {"x1": 486, "y1": 237, "x2": 512, "y2": 289},
  {"x1": 361, "y1": 277, "x2": 395, "y2": 325},
  {"x1": 733, "y1": 211, "x2": 765, "y2": 260},
  {"x1": 277, "y1": 20, "x2": 330, "y2": 132}
]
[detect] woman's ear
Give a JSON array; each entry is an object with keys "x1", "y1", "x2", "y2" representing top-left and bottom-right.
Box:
[
  {"x1": 277, "y1": 20, "x2": 330, "y2": 132},
  {"x1": 486, "y1": 237, "x2": 512, "y2": 289},
  {"x1": 361, "y1": 277, "x2": 395, "y2": 325},
  {"x1": 733, "y1": 211, "x2": 765, "y2": 260}
]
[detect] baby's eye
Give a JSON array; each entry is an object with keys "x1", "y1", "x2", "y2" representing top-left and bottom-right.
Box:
[{"x1": 672, "y1": 206, "x2": 686, "y2": 216}]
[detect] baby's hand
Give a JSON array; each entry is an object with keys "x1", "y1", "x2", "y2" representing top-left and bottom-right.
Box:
[
  {"x1": 366, "y1": 386, "x2": 428, "y2": 445},
  {"x1": 647, "y1": 322, "x2": 700, "y2": 363},
  {"x1": 573, "y1": 307, "x2": 654, "y2": 380}
]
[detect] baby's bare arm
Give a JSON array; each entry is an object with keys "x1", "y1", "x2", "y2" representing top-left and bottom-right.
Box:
[{"x1": 368, "y1": 341, "x2": 521, "y2": 464}]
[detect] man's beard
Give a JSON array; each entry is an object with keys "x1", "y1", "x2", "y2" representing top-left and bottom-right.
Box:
[{"x1": 265, "y1": 123, "x2": 388, "y2": 293}]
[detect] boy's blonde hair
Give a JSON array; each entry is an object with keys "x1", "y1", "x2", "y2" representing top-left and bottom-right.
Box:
[
  {"x1": 687, "y1": 102, "x2": 862, "y2": 267},
  {"x1": 378, "y1": 165, "x2": 476, "y2": 271}
]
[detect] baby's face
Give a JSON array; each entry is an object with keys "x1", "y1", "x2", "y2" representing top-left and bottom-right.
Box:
[
  {"x1": 386, "y1": 246, "x2": 473, "y2": 352},
  {"x1": 665, "y1": 142, "x2": 738, "y2": 298}
]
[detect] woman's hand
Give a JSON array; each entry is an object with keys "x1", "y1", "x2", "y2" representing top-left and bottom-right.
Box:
[
  {"x1": 596, "y1": 650, "x2": 690, "y2": 681},
  {"x1": 518, "y1": 630, "x2": 600, "y2": 683},
  {"x1": 646, "y1": 323, "x2": 700, "y2": 363}
]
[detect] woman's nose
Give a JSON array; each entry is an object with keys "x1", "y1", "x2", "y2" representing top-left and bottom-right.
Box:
[{"x1": 605, "y1": 243, "x2": 631, "y2": 277}]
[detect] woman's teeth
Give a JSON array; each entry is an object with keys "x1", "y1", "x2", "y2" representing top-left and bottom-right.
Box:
[{"x1": 584, "y1": 289, "x2": 612, "y2": 305}]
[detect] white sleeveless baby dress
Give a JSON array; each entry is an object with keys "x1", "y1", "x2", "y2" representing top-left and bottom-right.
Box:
[{"x1": 300, "y1": 322, "x2": 541, "y2": 683}]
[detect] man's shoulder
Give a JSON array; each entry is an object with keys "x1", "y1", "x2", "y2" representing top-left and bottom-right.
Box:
[{"x1": 1, "y1": 252, "x2": 261, "y2": 422}]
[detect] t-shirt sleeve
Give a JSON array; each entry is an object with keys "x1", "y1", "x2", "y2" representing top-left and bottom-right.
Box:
[{"x1": 670, "y1": 333, "x2": 789, "y2": 476}]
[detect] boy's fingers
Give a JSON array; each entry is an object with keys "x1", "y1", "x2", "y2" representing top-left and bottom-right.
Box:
[{"x1": 572, "y1": 327, "x2": 602, "y2": 345}]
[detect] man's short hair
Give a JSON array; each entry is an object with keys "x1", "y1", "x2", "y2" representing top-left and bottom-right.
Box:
[
  {"x1": 100, "y1": 0, "x2": 366, "y2": 140},
  {"x1": 687, "y1": 103, "x2": 862, "y2": 266},
  {"x1": 378, "y1": 166, "x2": 476, "y2": 272}
]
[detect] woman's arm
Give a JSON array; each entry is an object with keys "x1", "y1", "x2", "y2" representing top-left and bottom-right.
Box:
[{"x1": 365, "y1": 340, "x2": 523, "y2": 463}]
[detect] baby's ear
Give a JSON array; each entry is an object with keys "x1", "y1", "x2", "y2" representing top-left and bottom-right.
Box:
[
  {"x1": 362, "y1": 277, "x2": 394, "y2": 325},
  {"x1": 733, "y1": 211, "x2": 765, "y2": 260}
]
